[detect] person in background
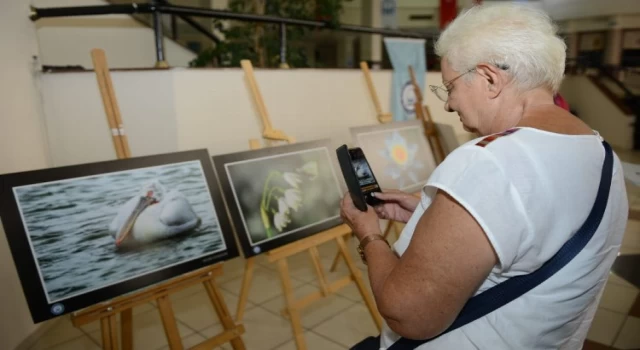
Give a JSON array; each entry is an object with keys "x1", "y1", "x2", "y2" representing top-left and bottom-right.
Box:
[{"x1": 340, "y1": 3, "x2": 628, "y2": 349}]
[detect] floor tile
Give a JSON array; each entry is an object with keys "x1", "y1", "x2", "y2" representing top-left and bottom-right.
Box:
[
  {"x1": 225, "y1": 307, "x2": 293, "y2": 350},
  {"x1": 619, "y1": 246, "x2": 640, "y2": 255},
  {"x1": 583, "y1": 339, "x2": 616, "y2": 350},
  {"x1": 218, "y1": 257, "x2": 254, "y2": 284},
  {"x1": 284, "y1": 252, "x2": 322, "y2": 283},
  {"x1": 87, "y1": 308, "x2": 194, "y2": 350},
  {"x1": 272, "y1": 331, "x2": 347, "y2": 350},
  {"x1": 45, "y1": 335, "x2": 100, "y2": 350},
  {"x1": 157, "y1": 332, "x2": 206, "y2": 350},
  {"x1": 331, "y1": 271, "x2": 375, "y2": 303},
  {"x1": 599, "y1": 282, "x2": 640, "y2": 314},
  {"x1": 621, "y1": 220, "x2": 640, "y2": 250},
  {"x1": 613, "y1": 316, "x2": 640, "y2": 349},
  {"x1": 608, "y1": 272, "x2": 639, "y2": 290},
  {"x1": 169, "y1": 283, "x2": 205, "y2": 302},
  {"x1": 220, "y1": 265, "x2": 305, "y2": 304},
  {"x1": 312, "y1": 303, "x2": 379, "y2": 348},
  {"x1": 261, "y1": 284, "x2": 355, "y2": 329},
  {"x1": 173, "y1": 287, "x2": 248, "y2": 331},
  {"x1": 29, "y1": 315, "x2": 85, "y2": 350},
  {"x1": 79, "y1": 302, "x2": 156, "y2": 333},
  {"x1": 586, "y1": 308, "x2": 626, "y2": 346}
]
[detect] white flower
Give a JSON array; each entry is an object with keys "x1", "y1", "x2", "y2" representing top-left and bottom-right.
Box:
[
  {"x1": 273, "y1": 212, "x2": 290, "y2": 232},
  {"x1": 284, "y1": 189, "x2": 302, "y2": 211},
  {"x1": 277, "y1": 198, "x2": 289, "y2": 215},
  {"x1": 297, "y1": 162, "x2": 318, "y2": 180},
  {"x1": 283, "y1": 172, "x2": 302, "y2": 188}
]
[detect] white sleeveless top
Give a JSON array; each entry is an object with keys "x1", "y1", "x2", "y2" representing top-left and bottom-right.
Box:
[{"x1": 380, "y1": 127, "x2": 628, "y2": 350}]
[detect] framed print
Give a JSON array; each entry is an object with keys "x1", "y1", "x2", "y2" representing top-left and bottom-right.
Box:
[
  {"x1": 213, "y1": 139, "x2": 344, "y2": 258},
  {"x1": 0, "y1": 149, "x2": 238, "y2": 323},
  {"x1": 350, "y1": 120, "x2": 437, "y2": 194}
]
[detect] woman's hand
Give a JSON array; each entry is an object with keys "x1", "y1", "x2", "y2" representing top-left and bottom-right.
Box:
[
  {"x1": 372, "y1": 190, "x2": 420, "y2": 223},
  {"x1": 340, "y1": 193, "x2": 381, "y2": 241}
]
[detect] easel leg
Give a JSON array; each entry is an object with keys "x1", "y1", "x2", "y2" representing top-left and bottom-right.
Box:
[
  {"x1": 204, "y1": 279, "x2": 246, "y2": 350},
  {"x1": 236, "y1": 257, "x2": 255, "y2": 322},
  {"x1": 277, "y1": 259, "x2": 307, "y2": 350},
  {"x1": 100, "y1": 314, "x2": 118, "y2": 350},
  {"x1": 308, "y1": 247, "x2": 330, "y2": 296},
  {"x1": 335, "y1": 236, "x2": 383, "y2": 331},
  {"x1": 157, "y1": 295, "x2": 184, "y2": 350},
  {"x1": 120, "y1": 309, "x2": 133, "y2": 350}
]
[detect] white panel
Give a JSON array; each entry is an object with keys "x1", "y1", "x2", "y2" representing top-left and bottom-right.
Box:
[{"x1": 40, "y1": 70, "x2": 178, "y2": 167}]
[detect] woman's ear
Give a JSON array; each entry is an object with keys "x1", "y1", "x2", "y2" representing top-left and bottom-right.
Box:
[{"x1": 475, "y1": 63, "x2": 505, "y2": 99}]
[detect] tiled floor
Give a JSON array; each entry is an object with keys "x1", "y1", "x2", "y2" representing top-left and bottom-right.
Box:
[{"x1": 22, "y1": 149, "x2": 640, "y2": 350}]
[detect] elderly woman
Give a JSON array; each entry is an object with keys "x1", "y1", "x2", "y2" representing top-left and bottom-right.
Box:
[{"x1": 340, "y1": 3, "x2": 628, "y2": 350}]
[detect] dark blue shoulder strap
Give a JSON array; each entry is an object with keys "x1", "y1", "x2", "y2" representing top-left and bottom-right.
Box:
[{"x1": 387, "y1": 141, "x2": 614, "y2": 350}]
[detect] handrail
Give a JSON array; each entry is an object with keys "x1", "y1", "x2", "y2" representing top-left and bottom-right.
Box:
[
  {"x1": 30, "y1": 1, "x2": 432, "y2": 67},
  {"x1": 31, "y1": 3, "x2": 429, "y2": 39}
]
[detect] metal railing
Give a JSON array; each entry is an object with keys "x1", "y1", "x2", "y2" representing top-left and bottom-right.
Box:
[{"x1": 30, "y1": 1, "x2": 432, "y2": 68}]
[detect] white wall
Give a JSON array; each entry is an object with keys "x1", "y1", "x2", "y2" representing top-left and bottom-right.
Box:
[
  {"x1": 560, "y1": 76, "x2": 635, "y2": 150},
  {"x1": 0, "y1": 1, "x2": 51, "y2": 349},
  {"x1": 34, "y1": 0, "x2": 196, "y2": 69},
  {"x1": 40, "y1": 70, "x2": 178, "y2": 165},
  {"x1": 39, "y1": 68, "x2": 474, "y2": 167}
]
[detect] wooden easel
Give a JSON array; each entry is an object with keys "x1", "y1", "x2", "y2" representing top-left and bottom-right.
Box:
[
  {"x1": 408, "y1": 66, "x2": 446, "y2": 165},
  {"x1": 236, "y1": 59, "x2": 382, "y2": 350},
  {"x1": 360, "y1": 61, "x2": 393, "y2": 124},
  {"x1": 71, "y1": 48, "x2": 246, "y2": 350}
]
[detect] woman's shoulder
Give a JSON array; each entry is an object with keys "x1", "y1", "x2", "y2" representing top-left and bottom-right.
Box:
[{"x1": 435, "y1": 126, "x2": 604, "y2": 183}]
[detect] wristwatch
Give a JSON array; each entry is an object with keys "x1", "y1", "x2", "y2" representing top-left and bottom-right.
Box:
[{"x1": 357, "y1": 234, "x2": 390, "y2": 265}]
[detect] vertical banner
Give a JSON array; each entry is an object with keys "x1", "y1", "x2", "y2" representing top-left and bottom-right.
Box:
[
  {"x1": 381, "y1": 0, "x2": 397, "y2": 29},
  {"x1": 440, "y1": 0, "x2": 458, "y2": 29},
  {"x1": 383, "y1": 38, "x2": 426, "y2": 121}
]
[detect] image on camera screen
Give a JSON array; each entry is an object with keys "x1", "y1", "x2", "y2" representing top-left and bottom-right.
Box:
[{"x1": 351, "y1": 157, "x2": 376, "y2": 187}]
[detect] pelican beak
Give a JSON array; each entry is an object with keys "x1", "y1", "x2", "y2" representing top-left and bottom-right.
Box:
[{"x1": 115, "y1": 191, "x2": 157, "y2": 247}]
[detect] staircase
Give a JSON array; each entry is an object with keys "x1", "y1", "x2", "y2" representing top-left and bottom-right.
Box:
[{"x1": 567, "y1": 58, "x2": 640, "y2": 150}]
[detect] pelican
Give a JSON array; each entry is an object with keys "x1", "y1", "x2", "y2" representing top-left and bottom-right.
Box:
[{"x1": 108, "y1": 181, "x2": 201, "y2": 248}]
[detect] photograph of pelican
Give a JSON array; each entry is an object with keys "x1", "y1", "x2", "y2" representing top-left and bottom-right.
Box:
[
  {"x1": 214, "y1": 140, "x2": 344, "y2": 257},
  {"x1": 11, "y1": 160, "x2": 227, "y2": 304},
  {"x1": 351, "y1": 120, "x2": 437, "y2": 194}
]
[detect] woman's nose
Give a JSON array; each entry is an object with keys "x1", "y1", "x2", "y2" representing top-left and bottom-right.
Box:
[{"x1": 444, "y1": 101, "x2": 453, "y2": 112}]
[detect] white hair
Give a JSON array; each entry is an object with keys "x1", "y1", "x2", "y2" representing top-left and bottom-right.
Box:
[{"x1": 434, "y1": 3, "x2": 566, "y2": 93}]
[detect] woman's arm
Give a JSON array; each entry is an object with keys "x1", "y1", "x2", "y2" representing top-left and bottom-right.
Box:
[{"x1": 344, "y1": 190, "x2": 498, "y2": 339}]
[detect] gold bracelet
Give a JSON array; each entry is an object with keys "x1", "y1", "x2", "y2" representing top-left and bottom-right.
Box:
[{"x1": 357, "y1": 234, "x2": 390, "y2": 265}]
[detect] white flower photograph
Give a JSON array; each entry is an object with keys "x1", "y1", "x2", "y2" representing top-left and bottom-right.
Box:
[{"x1": 222, "y1": 146, "x2": 342, "y2": 249}]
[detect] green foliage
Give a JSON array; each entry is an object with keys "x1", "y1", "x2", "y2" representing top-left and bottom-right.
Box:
[{"x1": 189, "y1": 0, "x2": 347, "y2": 68}]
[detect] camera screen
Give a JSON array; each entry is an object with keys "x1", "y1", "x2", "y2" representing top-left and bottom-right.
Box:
[{"x1": 351, "y1": 157, "x2": 376, "y2": 187}]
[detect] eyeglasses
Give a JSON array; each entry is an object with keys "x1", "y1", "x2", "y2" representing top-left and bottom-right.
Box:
[
  {"x1": 429, "y1": 64, "x2": 509, "y2": 102},
  {"x1": 429, "y1": 68, "x2": 476, "y2": 103}
]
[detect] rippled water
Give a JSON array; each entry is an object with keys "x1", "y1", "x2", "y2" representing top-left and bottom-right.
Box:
[{"x1": 14, "y1": 161, "x2": 225, "y2": 303}]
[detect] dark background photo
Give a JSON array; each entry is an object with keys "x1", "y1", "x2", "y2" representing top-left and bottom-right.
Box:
[{"x1": 225, "y1": 148, "x2": 342, "y2": 246}]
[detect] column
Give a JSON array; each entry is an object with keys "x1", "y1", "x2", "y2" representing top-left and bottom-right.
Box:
[
  {"x1": 360, "y1": 0, "x2": 383, "y2": 69},
  {"x1": 605, "y1": 28, "x2": 623, "y2": 67}
]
